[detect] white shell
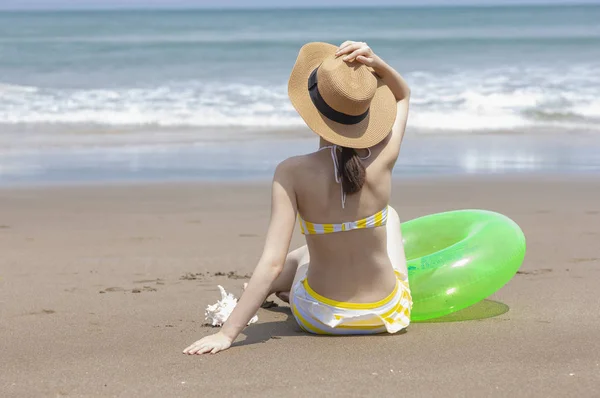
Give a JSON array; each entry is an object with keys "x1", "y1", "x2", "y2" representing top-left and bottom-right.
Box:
[{"x1": 204, "y1": 285, "x2": 258, "y2": 327}]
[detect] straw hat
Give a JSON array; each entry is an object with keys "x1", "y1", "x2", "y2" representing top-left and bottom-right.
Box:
[{"x1": 288, "y1": 42, "x2": 397, "y2": 149}]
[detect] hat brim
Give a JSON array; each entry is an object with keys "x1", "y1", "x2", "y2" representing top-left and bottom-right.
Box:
[{"x1": 288, "y1": 42, "x2": 397, "y2": 149}]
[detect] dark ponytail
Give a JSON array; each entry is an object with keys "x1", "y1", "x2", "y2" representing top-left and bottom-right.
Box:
[{"x1": 338, "y1": 146, "x2": 367, "y2": 195}]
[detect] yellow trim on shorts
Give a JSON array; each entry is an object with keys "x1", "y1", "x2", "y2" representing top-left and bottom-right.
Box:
[
  {"x1": 302, "y1": 278, "x2": 399, "y2": 310},
  {"x1": 291, "y1": 303, "x2": 326, "y2": 334},
  {"x1": 335, "y1": 323, "x2": 387, "y2": 330}
]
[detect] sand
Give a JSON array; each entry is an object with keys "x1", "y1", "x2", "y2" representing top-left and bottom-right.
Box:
[{"x1": 1, "y1": 176, "x2": 599, "y2": 397}]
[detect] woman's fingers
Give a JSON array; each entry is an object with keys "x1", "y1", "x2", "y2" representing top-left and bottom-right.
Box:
[
  {"x1": 337, "y1": 41, "x2": 358, "y2": 52},
  {"x1": 191, "y1": 344, "x2": 209, "y2": 355},
  {"x1": 343, "y1": 47, "x2": 372, "y2": 62},
  {"x1": 183, "y1": 332, "x2": 232, "y2": 355},
  {"x1": 336, "y1": 42, "x2": 362, "y2": 56},
  {"x1": 183, "y1": 340, "x2": 206, "y2": 355},
  {"x1": 340, "y1": 43, "x2": 362, "y2": 54},
  {"x1": 356, "y1": 55, "x2": 374, "y2": 66},
  {"x1": 338, "y1": 41, "x2": 354, "y2": 50}
]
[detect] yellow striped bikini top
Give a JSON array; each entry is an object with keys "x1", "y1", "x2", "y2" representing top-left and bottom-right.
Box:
[
  {"x1": 298, "y1": 145, "x2": 388, "y2": 235},
  {"x1": 299, "y1": 206, "x2": 388, "y2": 235}
]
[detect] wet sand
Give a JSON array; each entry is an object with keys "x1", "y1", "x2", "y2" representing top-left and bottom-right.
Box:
[
  {"x1": 2, "y1": 131, "x2": 600, "y2": 185},
  {"x1": 1, "y1": 176, "x2": 599, "y2": 397}
]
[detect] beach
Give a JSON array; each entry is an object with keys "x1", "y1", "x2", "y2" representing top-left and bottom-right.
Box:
[
  {"x1": 2, "y1": 4, "x2": 600, "y2": 396},
  {"x1": 1, "y1": 176, "x2": 599, "y2": 397}
]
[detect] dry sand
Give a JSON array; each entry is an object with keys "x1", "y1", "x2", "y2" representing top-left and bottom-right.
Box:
[{"x1": 1, "y1": 176, "x2": 599, "y2": 397}]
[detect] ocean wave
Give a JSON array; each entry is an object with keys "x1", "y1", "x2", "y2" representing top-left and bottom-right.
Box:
[
  {"x1": 1, "y1": 65, "x2": 599, "y2": 133},
  {"x1": 0, "y1": 83, "x2": 38, "y2": 94},
  {"x1": 0, "y1": 82, "x2": 303, "y2": 128},
  {"x1": 406, "y1": 66, "x2": 600, "y2": 132}
]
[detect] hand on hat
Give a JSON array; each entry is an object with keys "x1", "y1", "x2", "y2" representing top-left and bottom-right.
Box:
[{"x1": 335, "y1": 41, "x2": 382, "y2": 68}]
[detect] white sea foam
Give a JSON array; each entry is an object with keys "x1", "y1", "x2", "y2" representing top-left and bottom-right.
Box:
[
  {"x1": 0, "y1": 83, "x2": 38, "y2": 94},
  {"x1": 0, "y1": 82, "x2": 303, "y2": 128},
  {"x1": 1, "y1": 64, "x2": 599, "y2": 134}
]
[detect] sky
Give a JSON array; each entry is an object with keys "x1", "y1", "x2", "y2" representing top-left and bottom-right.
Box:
[{"x1": 0, "y1": 0, "x2": 598, "y2": 10}]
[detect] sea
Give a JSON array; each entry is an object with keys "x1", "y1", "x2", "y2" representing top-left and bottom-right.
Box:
[{"x1": 1, "y1": 5, "x2": 599, "y2": 184}]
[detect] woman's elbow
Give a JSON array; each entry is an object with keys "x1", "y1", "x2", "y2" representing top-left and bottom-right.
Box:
[
  {"x1": 270, "y1": 259, "x2": 285, "y2": 277},
  {"x1": 260, "y1": 255, "x2": 285, "y2": 277}
]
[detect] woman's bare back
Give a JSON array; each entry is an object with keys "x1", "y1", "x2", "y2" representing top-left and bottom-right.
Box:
[{"x1": 291, "y1": 133, "x2": 403, "y2": 303}]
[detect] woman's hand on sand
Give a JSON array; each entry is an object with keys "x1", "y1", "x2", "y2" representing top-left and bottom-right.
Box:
[
  {"x1": 183, "y1": 331, "x2": 232, "y2": 355},
  {"x1": 335, "y1": 41, "x2": 382, "y2": 68}
]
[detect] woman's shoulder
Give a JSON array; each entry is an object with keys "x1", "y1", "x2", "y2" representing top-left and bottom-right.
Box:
[
  {"x1": 275, "y1": 152, "x2": 317, "y2": 173},
  {"x1": 274, "y1": 153, "x2": 320, "y2": 188},
  {"x1": 274, "y1": 155, "x2": 304, "y2": 180}
]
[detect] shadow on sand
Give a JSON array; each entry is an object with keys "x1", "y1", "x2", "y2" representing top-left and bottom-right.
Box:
[
  {"x1": 233, "y1": 304, "x2": 426, "y2": 348},
  {"x1": 234, "y1": 299, "x2": 509, "y2": 347},
  {"x1": 412, "y1": 299, "x2": 510, "y2": 323}
]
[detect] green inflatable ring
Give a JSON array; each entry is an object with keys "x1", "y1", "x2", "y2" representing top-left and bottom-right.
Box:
[{"x1": 401, "y1": 210, "x2": 526, "y2": 321}]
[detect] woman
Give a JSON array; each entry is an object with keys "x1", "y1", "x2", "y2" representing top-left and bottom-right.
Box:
[{"x1": 184, "y1": 40, "x2": 411, "y2": 355}]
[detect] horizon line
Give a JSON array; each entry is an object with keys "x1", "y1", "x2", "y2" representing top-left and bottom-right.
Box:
[{"x1": 0, "y1": 2, "x2": 598, "y2": 12}]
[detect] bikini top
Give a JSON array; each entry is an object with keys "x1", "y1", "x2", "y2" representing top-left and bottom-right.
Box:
[{"x1": 298, "y1": 145, "x2": 388, "y2": 235}]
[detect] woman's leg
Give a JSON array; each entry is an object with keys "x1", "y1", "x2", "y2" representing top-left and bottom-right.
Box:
[
  {"x1": 268, "y1": 245, "x2": 310, "y2": 301},
  {"x1": 386, "y1": 206, "x2": 409, "y2": 281}
]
